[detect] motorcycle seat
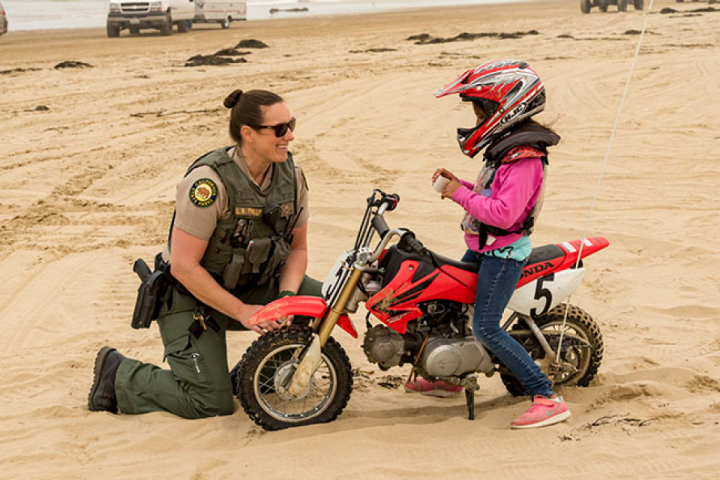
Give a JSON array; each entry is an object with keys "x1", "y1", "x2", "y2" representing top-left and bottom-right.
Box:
[
  {"x1": 527, "y1": 243, "x2": 565, "y2": 265},
  {"x1": 430, "y1": 251, "x2": 480, "y2": 273},
  {"x1": 431, "y1": 243, "x2": 566, "y2": 274}
]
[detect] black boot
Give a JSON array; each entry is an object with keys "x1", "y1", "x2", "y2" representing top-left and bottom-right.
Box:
[{"x1": 88, "y1": 346, "x2": 125, "y2": 413}]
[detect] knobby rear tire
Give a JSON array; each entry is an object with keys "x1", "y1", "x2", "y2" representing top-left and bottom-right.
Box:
[
  {"x1": 234, "y1": 326, "x2": 353, "y2": 431},
  {"x1": 500, "y1": 304, "x2": 604, "y2": 397}
]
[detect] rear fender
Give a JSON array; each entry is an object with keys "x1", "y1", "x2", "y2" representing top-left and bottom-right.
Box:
[{"x1": 248, "y1": 295, "x2": 358, "y2": 339}]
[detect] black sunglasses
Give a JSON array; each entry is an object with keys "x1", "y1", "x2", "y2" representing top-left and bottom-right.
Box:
[{"x1": 251, "y1": 117, "x2": 296, "y2": 137}]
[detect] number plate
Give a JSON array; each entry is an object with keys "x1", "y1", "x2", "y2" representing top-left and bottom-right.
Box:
[
  {"x1": 321, "y1": 250, "x2": 353, "y2": 304},
  {"x1": 130, "y1": 18, "x2": 140, "y2": 24}
]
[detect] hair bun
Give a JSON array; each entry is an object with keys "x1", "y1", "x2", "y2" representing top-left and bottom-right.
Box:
[{"x1": 223, "y1": 89, "x2": 243, "y2": 109}]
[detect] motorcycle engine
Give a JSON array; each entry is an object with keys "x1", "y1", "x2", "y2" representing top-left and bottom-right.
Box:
[
  {"x1": 363, "y1": 325, "x2": 495, "y2": 376},
  {"x1": 362, "y1": 325, "x2": 407, "y2": 370},
  {"x1": 421, "y1": 336, "x2": 494, "y2": 377}
]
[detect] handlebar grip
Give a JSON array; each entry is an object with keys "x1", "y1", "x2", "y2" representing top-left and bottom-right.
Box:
[{"x1": 400, "y1": 231, "x2": 427, "y2": 257}]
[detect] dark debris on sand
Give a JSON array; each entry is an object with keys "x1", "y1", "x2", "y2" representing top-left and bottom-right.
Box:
[
  {"x1": 660, "y1": 6, "x2": 718, "y2": 14},
  {"x1": 185, "y1": 55, "x2": 248, "y2": 67},
  {"x1": 0, "y1": 67, "x2": 41, "y2": 75},
  {"x1": 54, "y1": 61, "x2": 93, "y2": 69},
  {"x1": 350, "y1": 47, "x2": 398, "y2": 53},
  {"x1": 269, "y1": 7, "x2": 308, "y2": 13},
  {"x1": 408, "y1": 30, "x2": 539, "y2": 45},
  {"x1": 214, "y1": 48, "x2": 252, "y2": 56},
  {"x1": 235, "y1": 39, "x2": 269, "y2": 49}
]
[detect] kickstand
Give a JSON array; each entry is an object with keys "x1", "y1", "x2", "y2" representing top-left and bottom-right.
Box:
[
  {"x1": 465, "y1": 388, "x2": 475, "y2": 420},
  {"x1": 463, "y1": 374, "x2": 479, "y2": 421}
]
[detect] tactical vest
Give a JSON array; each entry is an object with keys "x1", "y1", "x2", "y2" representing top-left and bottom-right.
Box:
[
  {"x1": 462, "y1": 124, "x2": 560, "y2": 249},
  {"x1": 170, "y1": 147, "x2": 297, "y2": 291}
]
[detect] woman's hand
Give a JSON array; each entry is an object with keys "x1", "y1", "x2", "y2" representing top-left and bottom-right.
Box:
[
  {"x1": 432, "y1": 168, "x2": 462, "y2": 200},
  {"x1": 235, "y1": 303, "x2": 283, "y2": 334}
]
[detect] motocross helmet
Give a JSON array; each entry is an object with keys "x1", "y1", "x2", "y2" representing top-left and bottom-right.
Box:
[{"x1": 435, "y1": 59, "x2": 547, "y2": 158}]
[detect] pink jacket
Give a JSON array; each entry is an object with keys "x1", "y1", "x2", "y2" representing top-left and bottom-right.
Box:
[{"x1": 452, "y1": 156, "x2": 544, "y2": 254}]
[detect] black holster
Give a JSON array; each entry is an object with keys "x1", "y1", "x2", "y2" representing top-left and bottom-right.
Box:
[{"x1": 130, "y1": 256, "x2": 170, "y2": 329}]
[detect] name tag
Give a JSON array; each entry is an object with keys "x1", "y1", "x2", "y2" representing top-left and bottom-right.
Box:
[{"x1": 235, "y1": 207, "x2": 263, "y2": 218}]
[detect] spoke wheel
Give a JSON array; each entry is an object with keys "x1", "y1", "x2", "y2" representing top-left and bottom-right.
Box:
[
  {"x1": 234, "y1": 326, "x2": 353, "y2": 430},
  {"x1": 500, "y1": 304, "x2": 604, "y2": 396}
]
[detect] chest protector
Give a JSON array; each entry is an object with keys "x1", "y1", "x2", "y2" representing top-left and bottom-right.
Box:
[
  {"x1": 171, "y1": 147, "x2": 297, "y2": 291},
  {"x1": 461, "y1": 124, "x2": 560, "y2": 249}
]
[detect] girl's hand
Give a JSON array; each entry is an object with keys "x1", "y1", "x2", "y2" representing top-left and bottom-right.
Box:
[
  {"x1": 433, "y1": 168, "x2": 461, "y2": 200},
  {"x1": 432, "y1": 168, "x2": 458, "y2": 185},
  {"x1": 441, "y1": 178, "x2": 461, "y2": 200}
]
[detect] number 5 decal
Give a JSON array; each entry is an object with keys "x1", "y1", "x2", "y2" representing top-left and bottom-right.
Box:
[{"x1": 530, "y1": 273, "x2": 554, "y2": 317}]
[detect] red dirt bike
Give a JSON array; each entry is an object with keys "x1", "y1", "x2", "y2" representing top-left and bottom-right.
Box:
[{"x1": 232, "y1": 190, "x2": 607, "y2": 430}]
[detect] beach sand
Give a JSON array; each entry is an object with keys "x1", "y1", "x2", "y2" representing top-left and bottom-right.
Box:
[{"x1": 1, "y1": 0, "x2": 720, "y2": 478}]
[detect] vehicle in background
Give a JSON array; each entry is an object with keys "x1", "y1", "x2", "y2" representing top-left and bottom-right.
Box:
[
  {"x1": 581, "y1": 0, "x2": 643, "y2": 12},
  {"x1": 1, "y1": 1, "x2": 8, "y2": 37},
  {"x1": 107, "y1": 0, "x2": 195, "y2": 37},
  {"x1": 194, "y1": 1, "x2": 246, "y2": 29}
]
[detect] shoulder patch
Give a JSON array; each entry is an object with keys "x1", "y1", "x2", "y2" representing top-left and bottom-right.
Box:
[{"x1": 189, "y1": 178, "x2": 218, "y2": 208}]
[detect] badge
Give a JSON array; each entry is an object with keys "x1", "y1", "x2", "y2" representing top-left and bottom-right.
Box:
[
  {"x1": 280, "y1": 202, "x2": 295, "y2": 218},
  {"x1": 189, "y1": 178, "x2": 218, "y2": 208}
]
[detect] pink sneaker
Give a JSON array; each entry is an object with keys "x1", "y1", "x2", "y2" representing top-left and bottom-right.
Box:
[
  {"x1": 511, "y1": 396, "x2": 571, "y2": 429},
  {"x1": 404, "y1": 376, "x2": 463, "y2": 398}
]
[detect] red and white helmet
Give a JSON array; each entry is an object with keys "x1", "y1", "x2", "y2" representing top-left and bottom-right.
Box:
[{"x1": 436, "y1": 59, "x2": 546, "y2": 158}]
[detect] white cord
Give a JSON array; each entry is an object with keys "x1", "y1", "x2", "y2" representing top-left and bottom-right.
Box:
[{"x1": 555, "y1": 0, "x2": 656, "y2": 364}]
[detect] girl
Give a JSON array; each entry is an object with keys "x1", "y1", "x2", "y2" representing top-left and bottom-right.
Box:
[{"x1": 407, "y1": 60, "x2": 569, "y2": 429}]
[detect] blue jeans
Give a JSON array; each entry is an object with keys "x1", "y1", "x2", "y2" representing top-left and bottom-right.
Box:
[{"x1": 462, "y1": 250, "x2": 555, "y2": 398}]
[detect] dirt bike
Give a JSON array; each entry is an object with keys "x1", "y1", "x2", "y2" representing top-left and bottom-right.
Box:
[{"x1": 232, "y1": 190, "x2": 607, "y2": 430}]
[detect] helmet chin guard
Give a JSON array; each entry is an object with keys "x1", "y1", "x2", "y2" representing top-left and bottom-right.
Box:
[{"x1": 436, "y1": 59, "x2": 547, "y2": 158}]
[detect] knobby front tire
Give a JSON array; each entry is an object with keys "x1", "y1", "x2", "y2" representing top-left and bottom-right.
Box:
[{"x1": 234, "y1": 326, "x2": 353, "y2": 430}]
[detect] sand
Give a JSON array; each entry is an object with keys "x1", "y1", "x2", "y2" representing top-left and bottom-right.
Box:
[{"x1": 1, "y1": 0, "x2": 720, "y2": 478}]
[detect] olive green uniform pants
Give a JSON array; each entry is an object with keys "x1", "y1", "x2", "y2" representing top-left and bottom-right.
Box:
[{"x1": 115, "y1": 276, "x2": 322, "y2": 418}]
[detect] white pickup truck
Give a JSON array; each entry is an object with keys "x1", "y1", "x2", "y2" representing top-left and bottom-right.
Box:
[
  {"x1": 107, "y1": 0, "x2": 246, "y2": 37},
  {"x1": 107, "y1": 0, "x2": 194, "y2": 37}
]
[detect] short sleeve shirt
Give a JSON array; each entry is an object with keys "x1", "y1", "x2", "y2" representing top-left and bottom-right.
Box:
[{"x1": 174, "y1": 147, "x2": 309, "y2": 241}]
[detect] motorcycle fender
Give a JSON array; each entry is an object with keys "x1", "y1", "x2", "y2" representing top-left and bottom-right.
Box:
[
  {"x1": 507, "y1": 268, "x2": 585, "y2": 317},
  {"x1": 248, "y1": 295, "x2": 358, "y2": 338}
]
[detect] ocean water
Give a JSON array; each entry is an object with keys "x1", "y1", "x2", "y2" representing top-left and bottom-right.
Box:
[{"x1": 1, "y1": 0, "x2": 514, "y2": 31}]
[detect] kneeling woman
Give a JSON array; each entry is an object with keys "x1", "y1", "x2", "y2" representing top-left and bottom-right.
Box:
[{"x1": 89, "y1": 89, "x2": 322, "y2": 419}]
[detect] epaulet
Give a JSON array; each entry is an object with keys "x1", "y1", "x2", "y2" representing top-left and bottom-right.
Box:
[
  {"x1": 502, "y1": 146, "x2": 546, "y2": 164},
  {"x1": 296, "y1": 165, "x2": 309, "y2": 191}
]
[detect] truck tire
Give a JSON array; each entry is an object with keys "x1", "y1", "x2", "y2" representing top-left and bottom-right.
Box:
[
  {"x1": 107, "y1": 23, "x2": 121, "y2": 38},
  {"x1": 177, "y1": 20, "x2": 190, "y2": 33},
  {"x1": 634, "y1": 0, "x2": 643, "y2": 8},
  {"x1": 160, "y1": 15, "x2": 173, "y2": 36},
  {"x1": 618, "y1": 0, "x2": 628, "y2": 11},
  {"x1": 581, "y1": 0, "x2": 592, "y2": 13},
  {"x1": 221, "y1": 17, "x2": 231, "y2": 29}
]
